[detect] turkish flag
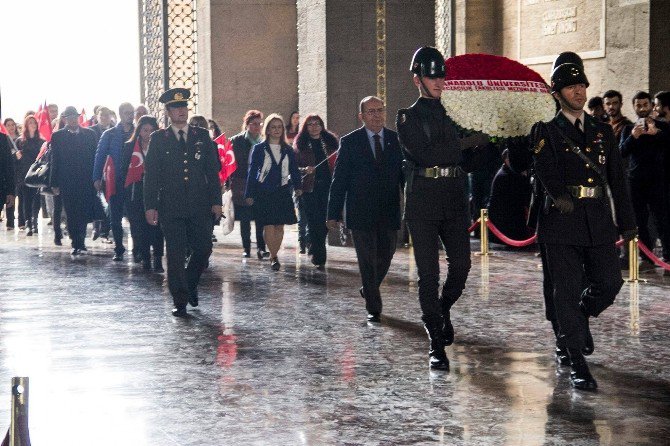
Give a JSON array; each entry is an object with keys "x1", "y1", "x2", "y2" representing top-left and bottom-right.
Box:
[
  {"x1": 103, "y1": 155, "x2": 116, "y2": 201},
  {"x1": 36, "y1": 102, "x2": 52, "y2": 142},
  {"x1": 78, "y1": 108, "x2": 89, "y2": 127},
  {"x1": 124, "y1": 139, "x2": 144, "y2": 187},
  {"x1": 214, "y1": 133, "x2": 236, "y2": 184}
]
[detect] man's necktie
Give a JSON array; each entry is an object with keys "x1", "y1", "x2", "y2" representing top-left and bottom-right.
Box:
[
  {"x1": 373, "y1": 134, "x2": 383, "y2": 164},
  {"x1": 574, "y1": 118, "x2": 583, "y2": 135},
  {"x1": 178, "y1": 129, "x2": 186, "y2": 151}
]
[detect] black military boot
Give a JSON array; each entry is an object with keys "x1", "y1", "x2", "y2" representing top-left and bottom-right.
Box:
[
  {"x1": 580, "y1": 303, "x2": 594, "y2": 355},
  {"x1": 551, "y1": 320, "x2": 570, "y2": 366},
  {"x1": 423, "y1": 315, "x2": 449, "y2": 370},
  {"x1": 567, "y1": 349, "x2": 597, "y2": 391}
]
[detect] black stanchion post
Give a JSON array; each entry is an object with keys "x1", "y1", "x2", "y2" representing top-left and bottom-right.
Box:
[{"x1": 8, "y1": 377, "x2": 31, "y2": 446}]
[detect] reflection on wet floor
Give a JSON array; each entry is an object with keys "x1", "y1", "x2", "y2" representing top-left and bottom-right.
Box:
[{"x1": 0, "y1": 224, "x2": 669, "y2": 445}]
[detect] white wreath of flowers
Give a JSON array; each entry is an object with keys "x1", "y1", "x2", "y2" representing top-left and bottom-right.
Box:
[{"x1": 441, "y1": 90, "x2": 556, "y2": 138}]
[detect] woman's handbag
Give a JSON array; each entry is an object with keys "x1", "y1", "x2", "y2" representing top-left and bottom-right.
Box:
[{"x1": 24, "y1": 142, "x2": 51, "y2": 188}]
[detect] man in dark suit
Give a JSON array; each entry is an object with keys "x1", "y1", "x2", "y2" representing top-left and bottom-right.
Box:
[
  {"x1": 327, "y1": 96, "x2": 403, "y2": 323},
  {"x1": 531, "y1": 63, "x2": 636, "y2": 390},
  {"x1": 50, "y1": 106, "x2": 99, "y2": 256},
  {"x1": 144, "y1": 88, "x2": 222, "y2": 317}
]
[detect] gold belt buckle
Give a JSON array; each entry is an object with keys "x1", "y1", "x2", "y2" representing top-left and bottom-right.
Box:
[{"x1": 578, "y1": 185, "x2": 595, "y2": 198}]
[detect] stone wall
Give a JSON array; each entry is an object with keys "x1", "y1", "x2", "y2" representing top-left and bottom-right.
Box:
[
  {"x1": 297, "y1": 0, "x2": 434, "y2": 137},
  {"x1": 199, "y1": 0, "x2": 298, "y2": 136},
  {"x1": 440, "y1": 0, "x2": 668, "y2": 118}
]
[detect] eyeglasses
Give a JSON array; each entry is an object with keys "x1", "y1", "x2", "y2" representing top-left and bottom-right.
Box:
[
  {"x1": 363, "y1": 107, "x2": 385, "y2": 115},
  {"x1": 306, "y1": 122, "x2": 322, "y2": 127}
]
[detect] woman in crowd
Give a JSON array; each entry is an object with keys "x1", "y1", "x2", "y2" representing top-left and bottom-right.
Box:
[
  {"x1": 120, "y1": 115, "x2": 164, "y2": 271},
  {"x1": 189, "y1": 115, "x2": 209, "y2": 130},
  {"x1": 228, "y1": 110, "x2": 268, "y2": 259},
  {"x1": 285, "y1": 111, "x2": 306, "y2": 252},
  {"x1": 190, "y1": 115, "x2": 222, "y2": 243},
  {"x1": 14, "y1": 115, "x2": 45, "y2": 236},
  {"x1": 245, "y1": 114, "x2": 302, "y2": 271},
  {"x1": 285, "y1": 111, "x2": 300, "y2": 144},
  {"x1": 2, "y1": 118, "x2": 19, "y2": 229},
  {"x1": 293, "y1": 114, "x2": 338, "y2": 269},
  {"x1": 208, "y1": 119, "x2": 222, "y2": 139}
]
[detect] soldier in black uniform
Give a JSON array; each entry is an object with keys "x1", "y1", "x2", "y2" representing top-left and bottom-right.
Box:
[
  {"x1": 509, "y1": 52, "x2": 595, "y2": 367},
  {"x1": 144, "y1": 88, "x2": 223, "y2": 317},
  {"x1": 530, "y1": 63, "x2": 636, "y2": 390},
  {"x1": 396, "y1": 47, "x2": 492, "y2": 370}
]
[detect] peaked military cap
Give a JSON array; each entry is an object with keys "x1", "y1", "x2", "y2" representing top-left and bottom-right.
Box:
[
  {"x1": 550, "y1": 63, "x2": 589, "y2": 93},
  {"x1": 159, "y1": 88, "x2": 190, "y2": 108},
  {"x1": 410, "y1": 46, "x2": 446, "y2": 78},
  {"x1": 551, "y1": 51, "x2": 584, "y2": 72}
]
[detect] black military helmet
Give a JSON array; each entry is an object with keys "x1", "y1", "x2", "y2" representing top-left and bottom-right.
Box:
[
  {"x1": 410, "y1": 46, "x2": 446, "y2": 78},
  {"x1": 551, "y1": 51, "x2": 584, "y2": 72},
  {"x1": 550, "y1": 63, "x2": 589, "y2": 93}
]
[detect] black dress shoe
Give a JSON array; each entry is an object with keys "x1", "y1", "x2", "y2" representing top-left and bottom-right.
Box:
[
  {"x1": 367, "y1": 312, "x2": 381, "y2": 323},
  {"x1": 26, "y1": 230, "x2": 33, "y2": 236},
  {"x1": 242, "y1": 251, "x2": 251, "y2": 258},
  {"x1": 299, "y1": 247, "x2": 306, "y2": 254},
  {"x1": 188, "y1": 289, "x2": 199, "y2": 307},
  {"x1": 570, "y1": 363, "x2": 598, "y2": 391},
  {"x1": 70, "y1": 248, "x2": 80, "y2": 256},
  {"x1": 315, "y1": 264, "x2": 325, "y2": 271},
  {"x1": 172, "y1": 307, "x2": 187, "y2": 317},
  {"x1": 261, "y1": 250, "x2": 271, "y2": 258},
  {"x1": 429, "y1": 353, "x2": 450, "y2": 370},
  {"x1": 54, "y1": 238, "x2": 62, "y2": 246},
  {"x1": 271, "y1": 258, "x2": 281, "y2": 271},
  {"x1": 112, "y1": 253, "x2": 123, "y2": 261},
  {"x1": 443, "y1": 310, "x2": 454, "y2": 346},
  {"x1": 153, "y1": 256, "x2": 164, "y2": 272}
]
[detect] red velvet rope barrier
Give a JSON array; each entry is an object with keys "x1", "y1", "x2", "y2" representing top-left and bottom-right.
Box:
[
  {"x1": 637, "y1": 241, "x2": 670, "y2": 271},
  {"x1": 467, "y1": 219, "x2": 480, "y2": 233},
  {"x1": 485, "y1": 221, "x2": 538, "y2": 247}
]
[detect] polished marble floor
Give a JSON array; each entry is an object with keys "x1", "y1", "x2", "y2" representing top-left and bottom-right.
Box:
[{"x1": 0, "y1": 220, "x2": 669, "y2": 445}]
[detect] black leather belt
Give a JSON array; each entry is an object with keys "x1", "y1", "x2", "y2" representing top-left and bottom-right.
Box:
[
  {"x1": 567, "y1": 185, "x2": 604, "y2": 199},
  {"x1": 417, "y1": 166, "x2": 463, "y2": 178}
]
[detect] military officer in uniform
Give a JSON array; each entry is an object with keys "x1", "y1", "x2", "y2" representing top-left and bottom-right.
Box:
[
  {"x1": 144, "y1": 88, "x2": 222, "y2": 317},
  {"x1": 530, "y1": 63, "x2": 636, "y2": 390},
  {"x1": 396, "y1": 47, "x2": 492, "y2": 370}
]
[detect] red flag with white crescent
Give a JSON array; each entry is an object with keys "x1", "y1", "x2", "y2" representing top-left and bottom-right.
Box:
[
  {"x1": 103, "y1": 155, "x2": 116, "y2": 201},
  {"x1": 214, "y1": 133, "x2": 237, "y2": 184},
  {"x1": 124, "y1": 139, "x2": 144, "y2": 187}
]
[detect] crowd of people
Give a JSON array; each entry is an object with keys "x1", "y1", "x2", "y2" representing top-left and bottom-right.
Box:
[{"x1": 1, "y1": 46, "x2": 669, "y2": 388}]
